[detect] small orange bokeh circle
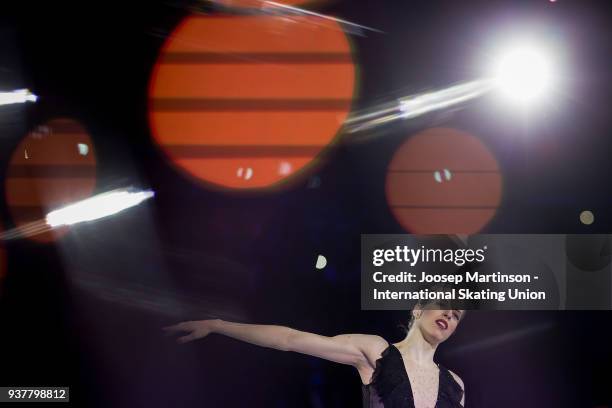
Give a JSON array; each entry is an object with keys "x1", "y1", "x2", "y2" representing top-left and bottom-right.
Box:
[
  {"x1": 386, "y1": 128, "x2": 503, "y2": 234},
  {"x1": 5, "y1": 119, "x2": 97, "y2": 242}
]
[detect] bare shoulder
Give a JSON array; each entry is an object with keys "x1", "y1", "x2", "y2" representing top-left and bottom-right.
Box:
[{"x1": 361, "y1": 335, "x2": 389, "y2": 359}]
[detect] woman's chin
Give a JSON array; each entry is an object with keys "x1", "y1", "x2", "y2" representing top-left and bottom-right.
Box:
[{"x1": 422, "y1": 329, "x2": 447, "y2": 345}]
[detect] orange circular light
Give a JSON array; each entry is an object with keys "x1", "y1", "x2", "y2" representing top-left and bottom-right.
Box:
[
  {"x1": 386, "y1": 128, "x2": 502, "y2": 234},
  {"x1": 5, "y1": 119, "x2": 97, "y2": 242},
  {"x1": 149, "y1": 15, "x2": 355, "y2": 189}
]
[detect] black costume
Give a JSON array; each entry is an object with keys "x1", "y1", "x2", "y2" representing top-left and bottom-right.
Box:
[{"x1": 362, "y1": 344, "x2": 463, "y2": 408}]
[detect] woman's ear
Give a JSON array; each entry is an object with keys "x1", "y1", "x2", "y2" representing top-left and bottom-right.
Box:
[{"x1": 413, "y1": 305, "x2": 423, "y2": 320}]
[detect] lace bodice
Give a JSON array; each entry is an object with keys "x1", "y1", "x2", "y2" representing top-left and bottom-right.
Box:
[{"x1": 362, "y1": 344, "x2": 463, "y2": 408}]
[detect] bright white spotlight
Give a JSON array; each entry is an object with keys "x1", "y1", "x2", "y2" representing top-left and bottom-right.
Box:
[
  {"x1": 0, "y1": 89, "x2": 38, "y2": 106},
  {"x1": 492, "y1": 45, "x2": 554, "y2": 105},
  {"x1": 46, "y1": 188, "x2": 155, "y2": 227}
]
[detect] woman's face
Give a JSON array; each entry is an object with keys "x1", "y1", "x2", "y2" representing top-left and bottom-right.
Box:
[{"x1": 415, "y1": 304, "x2": 464, "y2": 344}]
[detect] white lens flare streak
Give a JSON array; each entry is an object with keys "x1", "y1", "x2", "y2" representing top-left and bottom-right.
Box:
[
  {"x1": 46, "y1": 189, "x2": 155, "y2": 227},
  {"x1": 345, "y1": 79, "x2": 493, "y2": 133},
  {"x1": 399, "y1": 80, "x2": 493, "y2": 119},
  {"x1": 0, "y1": 89, "x2": 38, "y2": 106}
]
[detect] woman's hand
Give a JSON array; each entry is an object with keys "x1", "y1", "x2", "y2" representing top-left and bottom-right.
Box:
[{"x1": 163, "y1": 319, "x2": 219, "y2": 344}]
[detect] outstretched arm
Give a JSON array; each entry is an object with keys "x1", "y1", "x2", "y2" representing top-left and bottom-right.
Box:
[{"x1": 163, "y1": 319, "x2": 386, "y2": 370}]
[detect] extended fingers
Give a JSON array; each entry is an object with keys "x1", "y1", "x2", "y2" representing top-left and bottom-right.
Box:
[
  {"x1": 162, "y1": 321, "x2": 193, "y2": 334},
  {"x1": 177, "y1": 332, "x2": 199, "y2": 344}
]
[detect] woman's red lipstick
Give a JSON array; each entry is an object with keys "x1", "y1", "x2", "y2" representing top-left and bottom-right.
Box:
[{"x1": 435, "y1": 319, "x2": 448, "y2": 330}]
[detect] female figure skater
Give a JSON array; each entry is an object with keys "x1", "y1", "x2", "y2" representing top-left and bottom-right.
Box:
[{"x1": 164, "y1": 301, "x2": 465, "y2": 408}]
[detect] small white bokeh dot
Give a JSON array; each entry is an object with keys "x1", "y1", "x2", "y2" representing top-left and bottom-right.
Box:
[
  {"x1": 77, "y1": 143, "x2": 89, "y2": 156},
  {"x1": 236, "y1": 167, "x2": 254, "y2": 180},
  {"x1": 278, "y1": 161, "x2": 292, "y2": 176},
  {"x1": 315, "y1": 254, "x2": 327, "y2": 270},
  {"x1": 579, "y1": 210, "x2": 594, "y2": 225},
  {"x1": 434, "y1": 169, "x2": 452, "y2": 183}
]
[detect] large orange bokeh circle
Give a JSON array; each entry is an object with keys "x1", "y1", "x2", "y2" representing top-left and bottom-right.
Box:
[
  {"x1": 5, "y1": 119, "x2": 97, "y2": 242},
  {"x1": 386, "y1": 128, "x2": 502, "y2": 234},
  {"x1": 149, "y1": 15, "x2": 355, "y2": 189}
]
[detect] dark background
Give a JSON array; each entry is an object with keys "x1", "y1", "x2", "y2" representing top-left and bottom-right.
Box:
[{"x1": 0, "y1": 0, "x2": 611, "y2": 406}]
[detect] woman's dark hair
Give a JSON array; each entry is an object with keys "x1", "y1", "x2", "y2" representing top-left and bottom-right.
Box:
[
  {"x1": 400, "y1": 301, "x2": 467, "y2": 334},
  {"x1": 398, "y1": 281, "x2": 466, "y2": 334},
  {"x1": 398, "y1": 298, "x2": 435, "y2": 334}
]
